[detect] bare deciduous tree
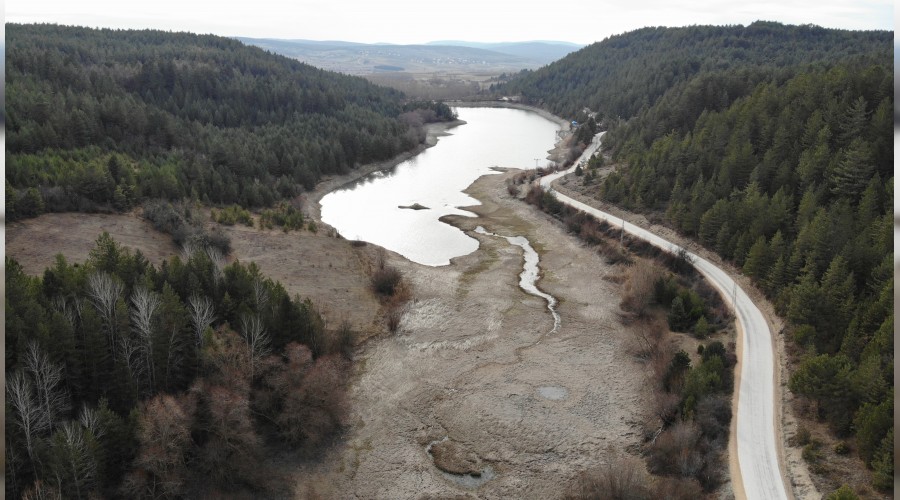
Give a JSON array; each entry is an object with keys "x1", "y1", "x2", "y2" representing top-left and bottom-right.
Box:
[
  {"x1": 122, "y1": 394, "x2": 195, "y2": 499},
  {"x1": 620, "y1": 260, "x2": 661, "y2": 317},
  {"x1": 205, "y1": 246, "x2": 226, "y2": 283},
  {"x1": 51, "y1": 296, "x2": 78, "y2": 328},
  {"x1": 130, "y1": 286, "x2": 161, "y2": 395},
  {"x1": 7, "y1": 371, "x2": 48, "y2": 462},
  {"x1": 86, "y1": 272, "x2": 124, "y2": 347},
  {"x1": 118, "y1": 336, "x2": 144, "y2": 386},
  {"x1": 239, "y1": 314, "x2": 271, "y2": 378},
  {"x1": 21, "y1": 480, "x2": 63, "y2": 500},
  {"x1": 252, "y1": 278, "x2": 269, "y2": 313},
  {"x1": 78, "y1": 404, "x2": 105, "y2": 440},
  {"x1": 53, "y1": 421, "x2": 96, "y2": 500},
  {"x1": 23, "y1": 342, "x2": 70, "y2": 434},
  {"x1": 180, "y1": 241, "x2": 200, "y2": 262},
  {"x1": 188, "y1": 295, "x2": 215, "y2": 350}
]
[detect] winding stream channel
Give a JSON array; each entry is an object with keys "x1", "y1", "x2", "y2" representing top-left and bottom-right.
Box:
[{"x1": 474, "y1": 226, "x2": 560, "y2": 334}]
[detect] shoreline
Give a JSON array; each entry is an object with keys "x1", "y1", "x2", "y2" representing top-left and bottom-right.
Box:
[
  {"x1": 306, "y1": 119, "x2": 465, "y2": 222},
  {"x1": 310, "y1": 102, "x2": 572, "y2": 224}
]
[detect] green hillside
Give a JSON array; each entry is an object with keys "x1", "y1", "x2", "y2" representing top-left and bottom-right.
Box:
[
  {"x1": 6, "y1": 24, "x2": 452, "y2": 217},
  {"x1": 506, "y1": 22, "x2": 893, "y2": 492}
]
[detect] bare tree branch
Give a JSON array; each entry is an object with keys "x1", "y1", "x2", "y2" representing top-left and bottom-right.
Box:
[
  {"x1": 86, "y1": 272, "x2": 124, "y2": 348},
  {"x1": 23, "y1": 342, "x2": 70, "y2": 434},
  {"x1": 239, "y1": 313, "x2": 271, "y2": 378},
  {"x1": 7, "y1": 371, "x2": 47, "y2": 462},
  {"x1": 205, "y1": 246, "x2": 226, "y2": 283},
  {"x1": 130, "y1": 286, "x2": 161, "y2": 395},
  {"x1": 188, "y1": 295, "x2": 216, "y2": 349},
  {"x1": 252, "y1": 278, "x2": 269, "y2": 313}
]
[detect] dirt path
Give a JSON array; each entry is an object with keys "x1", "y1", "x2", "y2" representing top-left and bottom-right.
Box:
[{"x1": 296, "y1": 171, "x2": 652, "y2": 498}]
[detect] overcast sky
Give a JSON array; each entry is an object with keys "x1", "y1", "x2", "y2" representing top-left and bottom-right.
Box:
[{"x1": 5, "y1": 0, "x2": 894, "y2": 45}]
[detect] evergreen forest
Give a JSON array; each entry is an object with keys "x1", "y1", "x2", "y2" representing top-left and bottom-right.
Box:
[
  {"x1": 6, "y1": 23, "x2": 455, "y2": 219},
  {"x1": 499, "y1": 22, "x2": 893, "y2": 491}
]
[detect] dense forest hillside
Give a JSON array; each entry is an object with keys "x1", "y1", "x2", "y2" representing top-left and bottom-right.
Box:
[
  {"x1": 495, "y1": 22, "x2": 891, "y2": 121},
  {"x1": 507, "y1": 22, "x2": 893, "y2": 493},
  {"x1": 6, "y1": 234, "x2": 355, "y2": 498},
  {"x1": 6, "y1": 24, "x2": 453, "y2": 218}
]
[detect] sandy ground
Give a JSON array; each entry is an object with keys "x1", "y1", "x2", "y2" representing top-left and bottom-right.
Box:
[{"x1": 293, "y1": 170, "x2": 652, "y2": 498}]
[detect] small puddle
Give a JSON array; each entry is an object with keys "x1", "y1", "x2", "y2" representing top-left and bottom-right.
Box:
[
  {"x1": 475, "y1": 226, "x2": 561, "y2": 333},
  {"x1": 537, "y1": 386, "x2": 569, "y2": 400}
]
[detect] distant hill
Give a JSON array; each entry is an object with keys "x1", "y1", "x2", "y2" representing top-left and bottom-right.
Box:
[
  {"x1": 425, "y1": 40, "x2": 583, "y2": 65},
  {"x1": 235, "y1": 37, "x2": 574, "y2": 74}
]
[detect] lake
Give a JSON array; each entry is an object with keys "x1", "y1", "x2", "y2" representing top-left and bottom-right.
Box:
[{"x1": 320, "y1": 107, "x2": 562, "y2": 266}]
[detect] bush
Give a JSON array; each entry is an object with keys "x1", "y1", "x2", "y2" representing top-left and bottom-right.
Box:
[
  {"x1": 142, "y1": 199, "x2": 231, "y2": 255},
  {"x1": 791, "y1": 425, "x2": 812, "y2": 446},
  {"x1": 212, "y1": 204, "x2": 253, "y2": 226},
  {"x1": 825, "y1": 484, "x2": 859, "y2": 500},
  {"x1": 371, "y1": 266, "x2": 402, "y2": 297},
  {"x1": 802, "y1": 440, "x2": 823, "y2": 463},
  {"x1": 564, "y1": 451, "x2": 651, "y2": 500},
  {"x1": 259, "y1": 201, "x2": 305, "y2": 231},
  {"x1": 650, "y1": 476, "x2": 703, "y2": 499},
  {"x1": 620, "y1": 261, "x2": 662, "y2": 316}
]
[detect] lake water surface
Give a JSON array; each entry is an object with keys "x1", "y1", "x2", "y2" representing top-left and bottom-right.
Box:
[{"x1": 320, "y1": 107, "x2": 562, "y2": 265}]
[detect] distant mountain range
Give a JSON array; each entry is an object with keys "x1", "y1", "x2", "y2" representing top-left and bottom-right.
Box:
[{"x1": 235, "y1": 37, "x2": 583, "y2": 74}]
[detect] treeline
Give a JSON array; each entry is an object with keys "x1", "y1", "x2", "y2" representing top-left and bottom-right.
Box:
[
  {"x1": 6, "y1": 24, "x2": 453, "y2": 218},
  {"x1": 494, "y1": 22, "x2": 891, "y2": 121},
  {"x1": 6, "y1": 234, "x2": 352, "y2": 498}
]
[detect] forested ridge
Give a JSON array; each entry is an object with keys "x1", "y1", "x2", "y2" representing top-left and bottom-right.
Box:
[
  {"x1": 503, "y1": 22, "x2": 893, "y2": 492},
  {"x1": 495, "y1": 21, "x2": 891, "y2": 121},
  {"x1": 6, "y1": 234, "x2": 354, "y2": 498},
  {"x1": 6, "y1": 23, "x2": 454, "y2": 218}
]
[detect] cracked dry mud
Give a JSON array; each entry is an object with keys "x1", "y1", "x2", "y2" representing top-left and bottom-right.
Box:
[{"x1": 298, "y1": 171, "x2": 653, "y2": 498}]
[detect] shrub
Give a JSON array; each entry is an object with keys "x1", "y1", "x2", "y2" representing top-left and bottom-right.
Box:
[
  {"x1": 564, "y1": 451, "x2": 651, "y2": 500},
  {"x1": 212, "y1": 204, "x2": 253, "y2": 226},
  {"x1": 825, "y1": 484, "x2": 859, "y2": 500},
  {"x1": 371, "y1": 266, "x2": 402, "y2": 297},
  {"x1": 791, "y1": 425, "x2": 812, "y2": 446},
  {"x1": 802, "y1": 440, "x2": 823, "y2": 463},
  {"x1": 650, "y1": 476, "x2": 703, "y2": 500},
  {"x1": 620, "y1": 261, "x2": 662, "y2": 316}
]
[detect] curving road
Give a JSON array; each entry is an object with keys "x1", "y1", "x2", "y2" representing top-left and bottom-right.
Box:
[{"x1": 539, "y1": 132, "x2": 789, "y2": 500}]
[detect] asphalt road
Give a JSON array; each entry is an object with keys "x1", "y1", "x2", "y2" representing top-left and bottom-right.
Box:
[{"x1": 539, "y1": 132, "x2": 789, "y2": 500}]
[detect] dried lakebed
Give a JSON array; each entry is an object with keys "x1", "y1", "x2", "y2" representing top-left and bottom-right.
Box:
[{"x1": 301, "y1": 171, "x2": 653, "y2": 498}]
